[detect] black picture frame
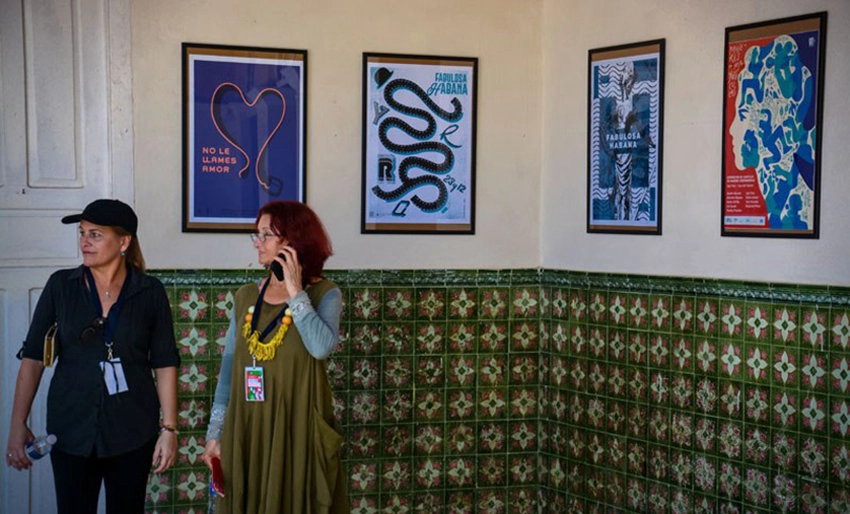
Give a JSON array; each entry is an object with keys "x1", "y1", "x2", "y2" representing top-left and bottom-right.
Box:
[
  {"x1": 361, "y1": 52, "x2": 478, "y2": 234},
  {"x1": 182, "y1": 43, "x2": 307, "y2": 233},
  {"x1": 587, "y1": 39, "x2": 666, "y2": 235}
]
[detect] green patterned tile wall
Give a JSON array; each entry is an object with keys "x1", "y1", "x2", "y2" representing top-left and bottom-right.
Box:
[{"x1": 145, "y1": 269, "x2": 850, "y2": 514}]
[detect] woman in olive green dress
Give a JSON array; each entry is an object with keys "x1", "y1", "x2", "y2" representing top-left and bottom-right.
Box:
[{"x1": 202, "y1": 201, "x2": 348, "y2": 514}]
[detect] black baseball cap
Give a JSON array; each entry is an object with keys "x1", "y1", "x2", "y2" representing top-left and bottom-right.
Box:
[{"x1": 61, "y1": 199, "x2": 138, "y2": 236}]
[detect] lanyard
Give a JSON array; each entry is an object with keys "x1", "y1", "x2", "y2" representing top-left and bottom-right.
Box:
[
  {"x1": 250, "y1": 278, "x2": 289, "y2": 341},
  {"x1": 84, "y1": 266, "x2": 131, "y2": 354}
]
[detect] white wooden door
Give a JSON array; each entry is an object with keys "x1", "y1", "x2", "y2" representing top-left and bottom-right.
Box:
[{"x1": 0, "y1": 1, "x2": 133, "y2": 512}]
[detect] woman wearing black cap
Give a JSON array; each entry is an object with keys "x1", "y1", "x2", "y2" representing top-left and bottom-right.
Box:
[{"x1": 4, "y1": 199, "x2": 180, "y2": 514}]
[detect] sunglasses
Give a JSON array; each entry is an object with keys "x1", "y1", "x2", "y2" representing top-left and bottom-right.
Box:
[{"x1": 80, "y1": 317, "x2": 106, "y2": 342}]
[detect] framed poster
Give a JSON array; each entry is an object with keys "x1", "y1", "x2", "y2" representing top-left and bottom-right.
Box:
[
  {"x1": 182, "y1": 43, "x2": 307, "y2": 232},
  {"x1": 722, "y1": 12, "x2": 827, "y2": 238},
  {"x1": 362, "y1": 53, "x2": 477, "y2": 234},
  {"x1": 587, "y1": 39, "x2": 665, "y2": 235}
]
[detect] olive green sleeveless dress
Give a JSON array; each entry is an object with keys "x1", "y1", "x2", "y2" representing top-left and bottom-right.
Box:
[{"x1": 218, "y1": 280, "x2": 349, "y2": 514}]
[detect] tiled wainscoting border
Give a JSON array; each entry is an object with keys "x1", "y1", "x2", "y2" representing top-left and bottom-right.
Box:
[{"x1": 146, "y1": 269, "x2": 850, "y2": 514}]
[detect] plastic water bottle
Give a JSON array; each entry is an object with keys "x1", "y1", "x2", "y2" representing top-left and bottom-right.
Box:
[{"x1": 25, "y1": 434, "x2": 57, "y2": 460}]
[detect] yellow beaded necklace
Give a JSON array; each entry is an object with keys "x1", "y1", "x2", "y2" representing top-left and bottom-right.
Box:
[{"x1": 242, "y1": 279, "x2": 293, "y2": 362}]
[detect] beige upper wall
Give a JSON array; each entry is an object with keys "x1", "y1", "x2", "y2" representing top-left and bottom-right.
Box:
[
  {"x1": 132, "y1": 0, "x2": 542, "y2": 270},
  {"x1": 541, "y1": 0, "x2": 850, "y2": 285}
]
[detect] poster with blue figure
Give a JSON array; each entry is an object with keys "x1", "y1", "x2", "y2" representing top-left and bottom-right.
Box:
[
  {"x1": 362, "y1": 53, "x2": 477, "y2": 234},
  {"x1": 722, "y1": 13, "x2": 826, "y2": 238},
  {"x1": 588, "y1": 40, "x2": 665, "y2": 234},
  {"x1": 183, "y1": 44, "x2": 305, "y2": 232}
]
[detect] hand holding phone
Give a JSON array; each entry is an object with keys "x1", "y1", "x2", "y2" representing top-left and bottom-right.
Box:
[{"x1": 270, "y1": 252, "x2": 286, "y2": 281}]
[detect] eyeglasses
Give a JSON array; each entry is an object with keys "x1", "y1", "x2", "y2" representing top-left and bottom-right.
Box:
[
  {"x1": 80, "y1": 317, "x2": 106, "y2": 342},
  {"x1": 249, "y1": 232, "x2": 278, "y2": 244}
]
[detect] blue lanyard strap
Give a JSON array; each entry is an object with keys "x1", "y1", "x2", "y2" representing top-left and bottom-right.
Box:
[
  {"x1": 250, "y1": 279, "x2": 289, "y2": 341},
  {"x1": 84, "y1": 267, "x2": 131, "y2": 347}
]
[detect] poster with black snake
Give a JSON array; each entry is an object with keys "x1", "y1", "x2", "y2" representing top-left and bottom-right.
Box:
[
  {"x1": 587, "y1": 40, "x2": 664, "y2": 235},
  {"x1": 362, "y1": 53, "x2": 477, "y2": 234},
  {"x1": 182, "y1": 43, "x2": 306, "y2": 232}
]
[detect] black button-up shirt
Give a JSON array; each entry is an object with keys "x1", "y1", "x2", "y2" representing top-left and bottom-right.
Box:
[{"x1": 21, "y1": 266, "x2": 180, "y2": 457}]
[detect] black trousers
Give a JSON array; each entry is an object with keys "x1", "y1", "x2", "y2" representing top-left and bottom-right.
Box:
[{"x1": 50, "y1": 436, "x2": 157, "y2": 514}]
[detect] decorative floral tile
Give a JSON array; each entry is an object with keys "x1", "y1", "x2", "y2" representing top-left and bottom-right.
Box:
[
  {"x1": 550, "y1": 321, "x2": 569, "y2": 354},
  {"x1": 629, "y1": 294, "x2": 650, "y2": 329},
  {"x1": 671, "y1": 336, "x2": 694, "y2": 371},
  {"x1": 415, "y1": 322, "x2": 444, "y2": 353},
  {"x1": 607, "y1": 292, "x2": 628, "y2": 326},
  {"x1": 478, "y1": 455, "x2": 507, "y2": 486},
  {"x1": 671, "y1": 296, "x2": 695, "y2": 333},
  {"x1": 588, "y1": 290, "x2": 607, "y2": 324},
  {"x1": 417, "y1": 289, "x2": 446, "y2": 320},
  {"x1": 478, "y1": 388, "x2": 507, "y2": 419},
  {"x1": 800, "y1": 306, "x2": 829, "y2": 350},
  {"x1": 175, "y1": 288, "x2": 210, "y2": 322},
  {"x1": 800, "y1": 393, "x2": 828, "y2": 433},
  {"x1": 771, "y1": 472, "x2": 797, "y2": 513},
  {"x1": 607, "y1": 365, "x2": 627, "y2": 398},
  {"x1": 349, "y1": 288, "x2": 381, "y2": 321},
  {"x1": 718, "y1": 381, "x2": 742, "y2": 419},
  {"x1": 718, "y1": 340, "x2": 744, "y2": 379},
  {"x1": 511, "y1": 287, "x2": 539, "y2": 318},
  {"x1": 695, "y1": 338, "x2": 718, "y2": 375},
  {"x1": 719, "y1": 300, "x2": 745, "y2": 339},
  {"x1": 772, "y1": 304, "x2": 799, "y2": 345},
  {"x1": 383, "y1": 288, "x2": 414, "y2": 320},
  {"x1": 743, "y1": 467, "x2": 769, "y2": 507},
  {"x1": 349, "y1": 427, "x2": 379, "y2": 458},
  {"x1": 585, "y1": 326, "x2": 604, "y2": 358},
  {"x1": 772, "y1": 345, "x2": 799, "y2": 388},
  {"x1": 801, "y1": 349, "x2": 829, "y2": 391},
  {"x1": 648, "y1": 444, "x2": 668, "y2": 481},
  {"x1": 480, "y1": 288, "x2": 509, "y2": 319},
  {"x1": 745, "y1": 385, "x2": 770, "y2": 423},
  {"x1": 744, "y1": 301, "x2": 771, "y2": 342},
  {"x1": 569, "y1": 290, "x2": 588, "y2": 322},
  {"x1": 649, "y1": 294, "x2": 672, "y2": 331},
  {"x1": 831, "y1": 399, "x2": 850, "y2": 439},
  {"x1": 480, "y1": 322, "x2": 508, "y2": 352},
  {"x1": 382, "y1": 425, "x2": 412, "y2": 457},
  {"x1": 510, "y1": 321, "x2": 538, "y2": 351},
  {"x1": 695, "y1": 298, "x2": 719, "y2": 336},
  {"x1": 832, "y1": 354, "x2": 850, "y2": 395},
  {"x1": 448, "y1": 287, "x2": 477, "y2": 320},
  {"x1": 744, "y1": 427, "x2": 769, "y2": 465},
  {"x1": 350, "y1": 324, "x2": 382, "y2": 355},
  {"x1": 446, "y1": 389, "x2": 475, "y2": 420},
  {"x1": 383, "y1": 323, "x2": 413, "y2": 353},
  {"x1": 773, "y1": 390, "x2": 798, "y2": 429},
  {"x1": 744, "y1": 343, "x2": 771, "y2": 383},
  {"x1": 608, "y1": 329, "x2": 628, "y2": 362},
  {"x1": 831, "y1": 307, "x2": 850, "y2": 351},
  {"x1": 382, "y1": 389, "x2": 413, "y2": 423},
  {"x1": 648, "y1": 334, "x2": 670, "y2": 368},
  {"x1": 350, "y1": 461, "x2": 379, "y2": 493},
  {"x1": 831, "y1": 441, "x2": 850, "y2": 486}
]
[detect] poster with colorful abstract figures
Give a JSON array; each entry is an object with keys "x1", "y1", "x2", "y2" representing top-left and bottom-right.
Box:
[
  {"x1": 722, "y1": 13, "x2": 827, "y2": 238},
  {"x1": 362, "y1": 53, "x2": 477, "y2": 234},
  {"x1": 182, "y1": 44, "x2": 306, "y2": 232},
  {"x1": 587, "y1": 40, "x2": 665, "y2": 235}
]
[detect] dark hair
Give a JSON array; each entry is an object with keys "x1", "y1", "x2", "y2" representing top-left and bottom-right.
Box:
[
  {"x1": 114, "y1": 227, "x2": 146, "y2": 272},
  {"x1": 257, "y1": 201, "x2": 332, "y2": 282}
]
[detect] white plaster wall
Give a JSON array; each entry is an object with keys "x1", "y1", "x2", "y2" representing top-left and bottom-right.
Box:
[
  {"x1": 132, "y1": 0, "x2": 542, "y2": 271},
  {"x1": 541, "y1": 0, "x2": 850, "y2": 286}
]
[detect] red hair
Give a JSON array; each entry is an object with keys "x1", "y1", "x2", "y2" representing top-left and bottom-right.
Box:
[{"x1": 257, "y1": 201, "x2": 333, "y2": 282}]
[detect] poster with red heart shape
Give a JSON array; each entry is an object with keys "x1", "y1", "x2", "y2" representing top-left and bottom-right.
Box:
[{"x1": 182, "y1": 43, "x2": 306, "y2": 232}]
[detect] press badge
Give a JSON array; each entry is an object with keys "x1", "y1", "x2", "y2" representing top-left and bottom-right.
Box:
[
  {"x1": 245, "y1": 367, "x2": 265, "y2": 402},
  {"x1": 99, "y1": 358, "x2": 129, "y2": 395}
]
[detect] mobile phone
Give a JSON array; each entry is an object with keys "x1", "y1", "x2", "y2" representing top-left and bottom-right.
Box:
[
  {"x1": 270, "y1": 253, "x2": 286, "y2": 281},
  {"x1": 210, "y1": 456, "x2": 225, "y2": 497}
]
